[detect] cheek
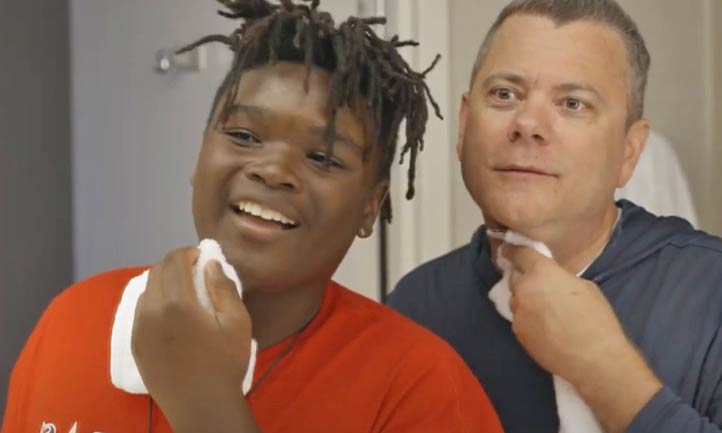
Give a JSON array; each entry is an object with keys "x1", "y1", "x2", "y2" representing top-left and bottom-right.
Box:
[
  {"x1": 464, "y1": 105, "x2": 511, "y2": 150},
  {"x1": 561, "y1": 133, "x2": 622, "y2": 195},
  {"x1": 300, "y1": 183, "x2": 366, "y2": 269},
  {"x1": 460, "y1": 111, "x2": 506, "y2": 179},
  {"x1": 192, "y1": 178, "x2": 219, "y2": 239},
  {"x1": 192, "y1": 145, "x2": 235, "y2": 235},
  {"x1": 316, "y1": 180, "x2": 370, "y2": 225}
]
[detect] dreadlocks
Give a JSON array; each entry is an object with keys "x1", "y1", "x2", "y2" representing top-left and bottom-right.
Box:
[{"x1": 178, "y1": 0, "x2": 442, "y2": 222}]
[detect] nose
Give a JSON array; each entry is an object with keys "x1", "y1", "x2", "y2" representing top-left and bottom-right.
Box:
[
  {"x1": 507, "y1": 98, "x2": 551, "y2": 145},
  {"x1": 245, "y1": 147, "x2": 301, "y2": 192}
]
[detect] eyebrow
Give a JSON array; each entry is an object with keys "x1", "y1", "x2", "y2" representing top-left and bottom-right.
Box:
[
  {"x1": 480, "y1": 72, "x2": 527, "y2": 89},
  {"x1": 308, "y1": 126, "x2": 363, "y2": 156},
  {"x1": 225, "y1": 104, "x2": 363, "y2": 155},
  {"x1": 554, "y1": 82, "x2": 605, "y2": 103},
  {"x1": 226, "y1": 103, "x2": 267, "y2": 118},
  {"x1": 481, "y1": 72, "x2": 606, "y2": 103}
]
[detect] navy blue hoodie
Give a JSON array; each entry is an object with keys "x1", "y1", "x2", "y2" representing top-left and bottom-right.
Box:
[{"x1": 389, "y1": 200, "x2": 722, "y2": 433}]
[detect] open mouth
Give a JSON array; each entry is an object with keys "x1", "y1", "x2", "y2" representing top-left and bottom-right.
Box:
[{"x1": 231, "y1": 200, "x2": 299, "y2": 230}]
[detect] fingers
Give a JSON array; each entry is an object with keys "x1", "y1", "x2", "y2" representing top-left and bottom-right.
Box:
[
  {"x1": 506, "y1": 246, "x2": 555, "y2": 298},
  {"x1": 133, "y1": 263, "x2": 165, "y2": 360},
  {"x1": 508, "y1": 268, "x2": 522, "y2": 314},
  {"x1": 140, "y1": 247, "x2": 246, "y2": 317},
  {"x1": 204, "y1": 260, "x2": 244, "y2": 315},
  {"x1": 163, "y1": 248, "x2": 201, "y2": 301},
  {"x1": 509, "y1": 293, "x2": 519, "y2": 315},
  {"x1": 503, "y1": 244, "x2": 551, "y2": 274},
  {"x1": 509, "y1": 267, "x2": 523, "y2": 288},
  {"x1": 142, "y1": 262, "x2": 164, "y2": 305},
  {"x1": 140, "y1": 247, "x2": 201, "y2": 311}
]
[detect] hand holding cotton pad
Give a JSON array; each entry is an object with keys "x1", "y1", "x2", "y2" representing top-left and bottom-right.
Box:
[
  {"x1": 110, "y1": 239, "x2": 257, "y2": 395},
  {"x1": 487, "y1": 229, "x2": 604, "y2": 433}
]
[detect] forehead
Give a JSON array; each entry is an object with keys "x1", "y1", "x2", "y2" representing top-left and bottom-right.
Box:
[
  {"x1": 228, "y1": 62, "x2": 376, "y2": 148},
  {"x1": 234, "y1": 62, "x2": 333, "y2": 124},
  {"x1": 478, "y1": 14, "x2": 628, "y2": 95}
]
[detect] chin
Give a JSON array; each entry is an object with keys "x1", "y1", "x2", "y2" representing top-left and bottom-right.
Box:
[
  {"x1": 481, "y1": 195, "x2": 553, "y2": 232},
  {"x1": 235, "y1": 265, "x2": 297, "y2": 293}
]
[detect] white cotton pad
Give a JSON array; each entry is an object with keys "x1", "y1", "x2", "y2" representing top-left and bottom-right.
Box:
[
  {"x1": 194, "y1": 239, "x2": 243, "y2": 308},
  {"x1": 111, "y1": 239, "x2": 257, "y2": 395},
  {"x1": 487, "y1": 229, "x2": 552, "y2": 321}
]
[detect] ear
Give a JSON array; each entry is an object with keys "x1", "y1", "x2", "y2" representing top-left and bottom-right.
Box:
[
  {"x1": 617, "y1": 118, "x2": 650, "y2": 188},
  {"x1": 358, "y1": 180, "x2": 390, "y2": 238},
  {"x1": 457, "y1": 92, "x2": 470, "y2": 162}
]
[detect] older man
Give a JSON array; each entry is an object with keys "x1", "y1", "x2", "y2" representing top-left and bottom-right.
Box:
[{"x1": 389, "y1": 1, "x2": 722, "y2": 433}]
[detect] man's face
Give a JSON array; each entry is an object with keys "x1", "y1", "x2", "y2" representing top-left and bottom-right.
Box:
[
  {"x1": 192, "y1": 62, "x2": 386, "y2": 292},
  {"x1": 458, "y1": 15, "x2": 648, "y2": 236}
]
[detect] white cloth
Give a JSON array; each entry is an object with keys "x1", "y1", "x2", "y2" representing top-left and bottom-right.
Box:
[
  {"x1": 616, "y1": 130, "x2": 699, "y2": 226},
  {"x1": 487, "y1": 230, "x2": 603, "y2": 433},
  {"x1": 110, "y1": 239, "x2": 257, "y2": 395}
]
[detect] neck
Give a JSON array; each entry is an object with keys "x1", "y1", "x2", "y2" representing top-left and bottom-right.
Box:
[
  {"x1": 489, "y1": 203, "x2": 620, "y2": 274},
  {"x1": 243, "y1": 282, "x2": 326, "y2": 350}
]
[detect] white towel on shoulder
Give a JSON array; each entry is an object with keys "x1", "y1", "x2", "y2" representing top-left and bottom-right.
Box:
[
  {"x1": 110, "y1": 239, "x2": 257, "y2": 395},
  {"x1": 487, "y1": 229, "x2": 603, "y2": 433}
]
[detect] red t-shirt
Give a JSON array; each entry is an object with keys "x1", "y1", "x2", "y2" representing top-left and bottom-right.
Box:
[{"x1": 2, "y1": 268, "x2": 502, "y2": 433}]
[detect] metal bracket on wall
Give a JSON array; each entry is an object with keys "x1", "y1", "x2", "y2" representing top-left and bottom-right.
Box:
[
  {"x1": 155, "y1": 46, "x2": 207, "y2": 75},
  {"x1": 358, "y1": 0, "x2": 386, "y2": 19}
]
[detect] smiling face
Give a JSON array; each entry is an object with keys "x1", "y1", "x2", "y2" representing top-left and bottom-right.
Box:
[
  {"x1": 458, "y1": 14, "x2": 649, "y2": 242},
  {"x1": 192, "y1": 62, "x2": 387, "y2": 293}
]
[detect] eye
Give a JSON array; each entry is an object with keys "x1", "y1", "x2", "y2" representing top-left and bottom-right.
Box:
[
  {"x1": 225, "y1": 129, "x2": 261, "y2": 145},
  {"x1": 308, "y1": 152, "x2": 345, "y2": 169},
  {"x1": 562, "y1": 98, "x2": 589, "y2": 111},
  {"x1": 491, "y1": 87, "x2": 518, "y2": 101}
]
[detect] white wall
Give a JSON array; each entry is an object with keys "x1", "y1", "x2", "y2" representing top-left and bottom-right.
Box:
[
  {"x1": 620, "y1": 0, "x2": 721, "y2": 235},
  {"x1": 712, "y1": 0, "x2": 722, "y2": 233},
  {"x1": 72, "y1": 0, "x2": 229, "y2": 279},
  {"x1": 382, "y1": 0, "x2": 455, "y2": 287}
]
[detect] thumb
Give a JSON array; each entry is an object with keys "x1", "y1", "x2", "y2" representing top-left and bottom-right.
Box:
[
  {"x1": 503, "y1": 244, "x2": 551, "y2": 274},
  {"x1": 204, "y1": 260, "x2": 243, "y2": 314}
]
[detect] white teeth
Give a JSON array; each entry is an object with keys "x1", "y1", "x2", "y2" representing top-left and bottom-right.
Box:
[
  {"x1": 236, "y1": 201, "x2": 296, "y2": 226},
  {"x1": 247, "y1": 203, "x2": 261, "y2": 217}
]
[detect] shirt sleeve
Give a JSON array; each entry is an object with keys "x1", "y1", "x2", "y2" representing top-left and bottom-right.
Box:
[
  {"x1": 387, "y1": 273, "x2": 423, "y2": 318},
  {"x1": 625, "y1": 387, "x2": 722, "y2": 433},
  {"x1": 626, "y1": 325, "x2": 722, "y2": 433},
  {"x1": 1, "y1": 299, "x2": 53, "y2": 433},
  {"x1": 372, "y1": 340, "x2": 504, "y2": 433}
]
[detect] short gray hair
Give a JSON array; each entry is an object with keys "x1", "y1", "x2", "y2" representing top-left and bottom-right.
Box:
[{"x1": 470, "y1": 0, "x2": 650, "y2": 125}]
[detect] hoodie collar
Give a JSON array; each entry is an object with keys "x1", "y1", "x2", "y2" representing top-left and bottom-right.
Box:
[
  {"x1": 584, "y1": 199, "x2": 696, "y2": 283},
  {"x1": 470, "y1": 200, "x2": 697, "y2": 288}
]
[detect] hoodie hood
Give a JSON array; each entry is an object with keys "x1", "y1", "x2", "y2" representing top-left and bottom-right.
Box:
[{"x1": 584, "y1": 200, "x2": 715, "y2": 285}]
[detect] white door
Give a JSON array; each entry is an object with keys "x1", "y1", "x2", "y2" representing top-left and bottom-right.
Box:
[{"x1": 71, "y1": 0, "x2": 382, "y2": 300}]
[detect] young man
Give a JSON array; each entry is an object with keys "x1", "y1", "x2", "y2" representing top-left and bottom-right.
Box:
[
  {"x1": 1, "y1": 1, "x2": 503, "y2": 432},
  {"x1": 389, "y1": 1, "x2": 722, "y2": 433}
]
